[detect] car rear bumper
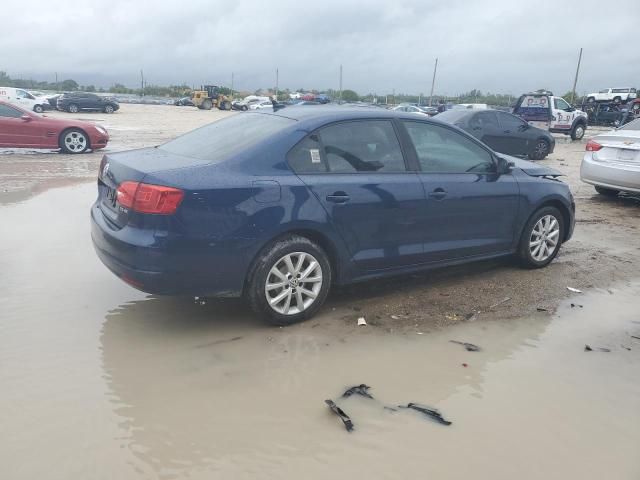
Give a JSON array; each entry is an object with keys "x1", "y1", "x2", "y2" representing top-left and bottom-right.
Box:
[
  {"x1": 90, "y1": 202, "x2": 246, "y2": 297},
  {"x1": 581, "y1": 153, "x2": 640, "y2": 193}
]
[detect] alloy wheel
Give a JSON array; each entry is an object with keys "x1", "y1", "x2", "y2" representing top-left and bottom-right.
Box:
[
  {"x1": 265, "y1": 252, "x2": 323, "y2": 315},
  {"x1": 529, "y1": 215, "x2": 560, "y2": 262},
  {"x1": 534, "y1": 140, "x2": 548, "y2": 158},
  {"x1": 64, "y1": 131, "x2": 87, "y2": 153}
]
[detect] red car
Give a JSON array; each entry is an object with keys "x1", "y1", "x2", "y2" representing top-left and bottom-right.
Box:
[{"x1": 0, "y1": 101, "x2": 109, "y2": 153}]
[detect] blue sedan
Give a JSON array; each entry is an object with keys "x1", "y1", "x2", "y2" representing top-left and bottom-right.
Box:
[{"x1": 91, "y1": 107, "x2": 575, "y2": 325}]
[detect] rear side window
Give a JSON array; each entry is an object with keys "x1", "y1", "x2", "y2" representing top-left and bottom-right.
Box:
[
  {"x1": 497, "y1": 112, "x2": 527, "y2": 129},
  {"x1": 470, "y1": 112, "x2": 499, "y2": 128},
  {"x1": 318, "y1": 120, "x2": 406, "y2": 173},
  {"x1": 0, "y1": 104, "x2": 22, "y2": 118},
  {"x1": 288, "y1": 134, "x2": 326, "y2": 173},
  {"x1": 404, "y1": 121, "x2": 494, "y2": 173},
  {"x1": 159, "y1": 113, "x2": 294, "y2": 162}
]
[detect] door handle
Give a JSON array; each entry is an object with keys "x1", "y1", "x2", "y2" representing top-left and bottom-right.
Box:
[
  {"x1": 428, "y1": 188, "x2": 447, "y2": 200},
  {"x1": 326, "y1": 192, "x2": 350, "y2": 203}
]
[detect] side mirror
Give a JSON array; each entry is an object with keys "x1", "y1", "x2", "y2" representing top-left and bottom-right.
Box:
[
  {"x1": 21, "y1": 115, "x2": 32, "y2": 121},
  {"x1": 497, "y1": 156, "x2": 515, "y2": 174}
]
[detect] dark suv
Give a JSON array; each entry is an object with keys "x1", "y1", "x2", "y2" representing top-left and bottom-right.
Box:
[{"x1": 57, "y1": 92, "x2": 120, "y2": 114}]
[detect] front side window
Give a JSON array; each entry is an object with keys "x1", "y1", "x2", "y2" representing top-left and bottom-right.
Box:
[
  {"x1": 0, "y1": 104, "x2": 23, "y2": 118},
  {"x1": 318, "y1": 120, "x2": 406, "y2": 173},
  {"x1": 404, "y1": 121, "x2": 494, "y2": 173},
  {"x1": 16, "y1": 89, "x2": 28, "y2": 98},
  {"x1": 554, "y1": 98, "x2": 571, "y2": 110}
]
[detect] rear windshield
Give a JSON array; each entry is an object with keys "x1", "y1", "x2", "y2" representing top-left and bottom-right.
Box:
[
  {"x1": 619, "y1": 118, "x2": 640, "y2": 131},
  {"x1": 435, "y1": 110, "x2": 470, "y2": 123},
  {"x1": 159, "y1": 113, "x2": 294, "y2": 161}
]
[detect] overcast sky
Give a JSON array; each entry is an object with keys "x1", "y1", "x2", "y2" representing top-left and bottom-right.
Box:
[{"x1": 2, "y1": 0, "x2": 638, "y2": 95}]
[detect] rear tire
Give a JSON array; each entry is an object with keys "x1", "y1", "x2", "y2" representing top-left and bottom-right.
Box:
[
  {"x1": 67, "y1": 104, "x2": 79, "y2": 113},
  {"x1": 528, "y1": 138, "x2": 550, "y2": 160},
  {"x1": 571, "y1": 123, "x2": 585, "y2": 140},
  {"x1": 202, "y1": 99, "x2": 213, "y2": 110},
  {"x1": 595, "y1": 186, "x2": 620, "y2": 197},
  {"x1": 518, "y1": 206, "x2": 564, "y2": 269},
  {"x1": 613, "y1": 96, "x2": 622, "y2": 104},
  {"x1": 104, "y1": 105, "x2": 114, "y2": 114},
  {"x1": 59, "y1": 128, "x2": 89, "y2": 154},
  {"x1": 241, "y1": 105, "x2": 248, "y2": 111},
  {"x1": 221, "y1": 100, "x2": 231, "y2": 110},
  {"x1": 33, "y1": 105, "x2": 44, "y2": 113},
  {"x1": 247, "y1": 235, "x2": 332, "y2": 326},
  {"x1": 587, "y1": 97, "x2": 595, "y2": 103}
]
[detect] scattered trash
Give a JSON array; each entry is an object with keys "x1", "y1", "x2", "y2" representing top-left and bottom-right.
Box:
[
  {"x1": 391, "y1": 315, "x2": 400, "y2": 320},
  {"x1": 416, "y1": 332, "x2": 424, "y2": 335},
  {"x1": 571, "y1": 303, "x2": 583, "y2": 308},
  {"x1": 465, "y1": 312, "x2": 479, "y2": 321},
  {"x1": 489, "y1": 297, "x2": 511, "y2": 309},
  {"x1": 567, "y1": 287, "x2": 582, "y2": 293},
  {"x1": 324, "y1": 400, "x2": 354, "y2": 432},
  {"x1": 357, "y1": 317, "x2": 367, "y2": 326},
  {"x1": 584, "y1": 345, "x2": 611, "y2": 352},
  {"x1": 450, "y1": 340, "x2": 481, "y2": 352},
  {"x1": 383, "y1": 406, "x2": 398, "y2": 412},
  {"x1": 462, "y1": 363, "x2": 468, "y2": 368},
  {"x1": 536, "y1": 307, "x2": 549, "y2": 312},
  {"x1": 194, "y1": 296, "x2": 207, "y2": 305},
  {"x1": 621, "y1": 345, "x2": 632, "y2": 351},
  {"x1": 399, "y1": 403, "x2": 452, "y2": 426},
  {"x1": 631, "y1": 335, "x2": 640, "y2": 340},
  {"x1": 342, "y1": 384, "x2": 374, "y2": 399}
]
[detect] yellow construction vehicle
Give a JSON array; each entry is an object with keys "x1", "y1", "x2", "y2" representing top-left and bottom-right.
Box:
[{"x1": 192, "y1": 85, "x2": 232, "y2": 110}]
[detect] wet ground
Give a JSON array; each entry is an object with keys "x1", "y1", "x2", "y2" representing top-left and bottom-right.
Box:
[{"x1": 1, "y1": 105, "x2": 639, "y2": 478}]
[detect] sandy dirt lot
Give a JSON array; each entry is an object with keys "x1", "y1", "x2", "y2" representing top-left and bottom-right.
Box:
[{"x1": 1, "y1": 104, "x2": 639, "y2": 479}]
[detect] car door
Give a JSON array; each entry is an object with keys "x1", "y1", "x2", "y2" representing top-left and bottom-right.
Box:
[
  {"x1": 401, "y1": 120, "x2": 520, "y2": 262},
  {"x1": 495, "y1": 111, "x2": 530, "y2": 155},
  {"x1": 550, "y1": 97, "x2": 575, "y2": 132},
  {"x1": 289, "y1": 119, "x2": 427, "y2": 271},
  {"x1": 14, "y1": 89, "x2": 35, "y2": 110},
  {"x1": 0, "y1": 104, "x2": 37, "y2": 147}
]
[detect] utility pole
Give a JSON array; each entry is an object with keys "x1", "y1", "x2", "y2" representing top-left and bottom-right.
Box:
[
  {"x1": 339, "y1": 64, "x2": 343, "y2": 102},
  {"x1": 275, "y1": 68, "x2": 279, "y2": 99},
  {"x1": 392, "y1": 88, "x2": 395, "y2": 105},
  {"x1": 140, "y1": 69, "x2": 144, "y2": 96},
  {"x1": 570, "y1": 47, "x2": 583, "y2": 105},
  {"x1": 55, "y1": 72, "x2": 58, "y2": 91},
  {"x1": 231, "y1": 72, "x2": 234, "y2": 98},
  {"x1": 429, "y1": 57, "x2": 438, "y2": 106}
]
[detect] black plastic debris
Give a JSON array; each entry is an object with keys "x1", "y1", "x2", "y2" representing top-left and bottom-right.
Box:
[
  {"x1": 342, "y1": 384, "x2": 374, "y2": 399},
  {"x1": 450, "y1": 340, "x2": 481, "y2": 352},
  {"x1": 325, "y1": 399, "x2": 354, "y2": 432},
  {"x1": 631, "y1": 335, "x2": 640, "y2": 340},
  {"x1": 571, "y1": 303, "x2": 583, "y2": 308},
  {"x1": 621, "y1": 345, "x2": 632, "y2": 351},
  {"x1": 537, "y1": 307, "x2": 549, "y2": 312},
  {"x1": 399, "y1": 403, "x2": 452, "y2": 426},
  {"x1": 584, "y1": 345, "x2": 611, "y2": 352}
]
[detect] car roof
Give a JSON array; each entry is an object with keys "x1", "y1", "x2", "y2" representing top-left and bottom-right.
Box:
[{"x1": 255, "y1": 105, "x2": 435, "y2": 125}]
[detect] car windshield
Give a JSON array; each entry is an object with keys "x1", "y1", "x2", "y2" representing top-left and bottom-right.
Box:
[
  {"x1": 159, "y1": 113, "x2": 294, "y2": 161},
  {"x1": 619, "y1": 118, "x2": 640, "y2": 131},
  {"x1": 434, "y1": 110, "x2": 470, "y2": 123}
]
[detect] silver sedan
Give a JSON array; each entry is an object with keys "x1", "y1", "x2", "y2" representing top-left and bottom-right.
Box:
[{"x1": 581, "y1": 118, "x2": 640, "y2": 196}]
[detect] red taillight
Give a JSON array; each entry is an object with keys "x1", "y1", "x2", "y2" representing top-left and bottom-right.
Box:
[
  {"x1": 586, "y1": 140, "x2": 602, "y2": 152},
  {"x1": 116, "y1": 181, "x2": 184, "y2": 215}
]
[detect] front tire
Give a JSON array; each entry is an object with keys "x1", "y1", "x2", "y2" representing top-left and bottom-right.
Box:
[
  {"x1": 201, "y1": 99, "x2": 213, "y2": 110},
  {"x1": 104, "y1": 105, "x2": 114, "y2": 114},
  {"x1": 595, "y1": 186, "x2": 620, "y2": 197},
  {"x1": 59, "y1": 128, "x2": 89, "y2": 154},
  {"x1": 518, "y1": 207, "x2": 564, "y2": 269},
  {"x1": 587, "y1": 97, "x2": 595, "y2": 103},
  {"x1": 613, "y1": 96, "x2": 621, "y2": 104},
  {"x1": 33, "y1": 105, "x2": 44, "y2": 113},
  {"x1": 571, "y1": 123, "x2": 585, "y2": 140},
  {"x1": 241, "y1": 105, "x2": 248, "y2": 111},
  {"x1": 247, "y1": 235, "x2": 332, "y2": 326},
  {"x1": 67, "y1": 103, "x2": 79, "y2": 113}
]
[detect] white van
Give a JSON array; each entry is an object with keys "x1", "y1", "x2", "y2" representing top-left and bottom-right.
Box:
[{"x1": 0, "y1": 87, "x2": 50, "y2": 113}]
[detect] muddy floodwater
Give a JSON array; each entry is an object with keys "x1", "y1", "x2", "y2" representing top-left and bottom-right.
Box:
[{"x1": 1, "y1": 182, "x2": 639, "y2": 480}]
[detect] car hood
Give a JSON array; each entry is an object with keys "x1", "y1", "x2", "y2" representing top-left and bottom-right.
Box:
[
  {"x1": 38, "y1": 115, "x2": 100, "y2": 130},
  {"x1": 500, "y1": 154, "x2": 564, "y2": 178}
]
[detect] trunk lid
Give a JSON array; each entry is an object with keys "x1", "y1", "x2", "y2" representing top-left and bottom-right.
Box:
[
  {"x1": 592, "y1": 134, "x2": 640, "y2": 166},
  {"x1": 97, "y1": 147, "x2": 211, "y2": 229}
]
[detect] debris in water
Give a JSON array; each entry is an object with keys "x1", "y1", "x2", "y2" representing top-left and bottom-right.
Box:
[
  {"x1": 567, "y1": 287, "x2": 582, "y2": 293},
  {"x1": 489, "y1": 297, "x2": 511, "y2": 309},
  {"x1": 342, "y1": 384, "x2": 374, "y2": 399},
  {"x1": 399, "y1": 403, "x2": 452, "y2": 426},
  {"x1": 571, "y1": 303, "x2": 583, "y2": 308},
  {"x1": 584, "y1": 345, "x2": 611, "y2": 352},
  {"x1": 325, "y1": 400, "x2": 354, "y2": 432},
  {"x1": 450, "y1": 340, "x2": 481, "y2": 352},
  {"x1": 357, "y1": 317, "x2": 367, "y2": 326}
]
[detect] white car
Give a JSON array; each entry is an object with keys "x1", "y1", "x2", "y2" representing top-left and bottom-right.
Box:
[
  {"x1": 249, "y1": 100, "x2": 274, "y2": 110},
  {"x1": 580, "y1": 118, "x2": 640, "y2": 196},
  {"x1": 0, "y1": 86, "x2": 51, "y2": 113},
  {"x1": 587, "y1": 88, "x2": 637, "y2": 104}
]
